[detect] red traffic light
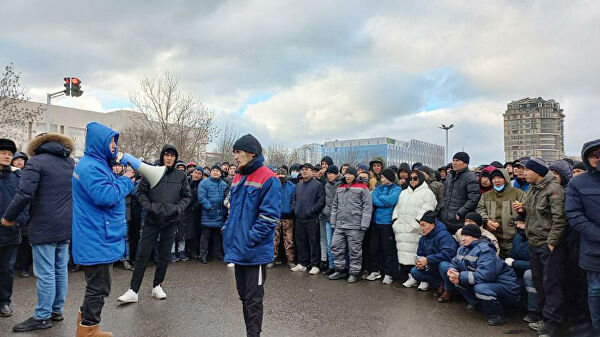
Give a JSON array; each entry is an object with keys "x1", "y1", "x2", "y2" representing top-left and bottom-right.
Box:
[
  {"x1": 71, "y1": 77, "x2": 81, "y2": 85},
  {"x1": 64, "y1": 77, "x2": 71, "y2": 83}
]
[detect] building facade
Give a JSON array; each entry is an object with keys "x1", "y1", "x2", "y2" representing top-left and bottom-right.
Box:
[
  {"x1": 299, "y1": 143, "x2": 324, "y2": 164},
  {"x1": 322, "y1": 137, "x2": 444, "y2": 168},
  {"x1": 504, "y1": 97, "x2": 565, "y2": 162}
]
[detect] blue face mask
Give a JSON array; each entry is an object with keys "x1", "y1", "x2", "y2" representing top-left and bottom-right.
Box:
[
  {"x1": 493, "y1": 185, "x2": 505, "y2": 192},
  {"x1": 291, "y1": 172, "x2": 299, "y2": 179}
]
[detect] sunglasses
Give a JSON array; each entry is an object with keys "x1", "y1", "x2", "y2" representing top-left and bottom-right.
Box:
[{"x1": 410, "y1": 176, "x2": 419, "y2": 181}]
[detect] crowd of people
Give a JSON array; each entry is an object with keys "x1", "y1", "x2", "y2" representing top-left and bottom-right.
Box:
[{"x1": 0, "y1": 125, "x2": 599, "y2": 337}]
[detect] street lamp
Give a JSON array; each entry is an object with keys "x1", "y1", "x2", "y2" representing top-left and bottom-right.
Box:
[{"x1": 439, "y1": 124, "x2": 455, "y2": 164}]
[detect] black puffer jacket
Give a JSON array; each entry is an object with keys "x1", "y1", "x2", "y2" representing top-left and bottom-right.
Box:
[
  {"x1": 439, "y1": 167, "x2": 481, "y2": 234},
  {"x1": 3, "y1": 133, "x2": 74, "y2": 245},
  {"x1": 0, "y1": 167, "x2": 28, "y2": 247},
  {"x1": 137, "y1": 144, "x2": 191, "y2": 228}
]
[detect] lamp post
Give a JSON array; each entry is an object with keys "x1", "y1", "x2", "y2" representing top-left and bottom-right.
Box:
[{"x1": 439, "y1": 124, "x2": 455, "y2": 164}]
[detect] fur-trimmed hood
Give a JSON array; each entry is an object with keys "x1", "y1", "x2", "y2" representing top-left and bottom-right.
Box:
[{"x1": 26, "y1": 133, "x2": 74, "y2": 158}]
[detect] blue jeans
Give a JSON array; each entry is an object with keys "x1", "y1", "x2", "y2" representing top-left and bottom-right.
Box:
[
  {"x1": 32, "y1": 241, "x2": 69, "y2": 319},
  {"x1": 319, "y1": 218, "x2": 328, "y2": 264},
  {"x1": 587, "y1": 270, "x2": 600, "y2": 328},
  {"x1": 325, "y1": 221, "x2": 335, "y2": 269},
  {"x1": 438, "y1": 261, "x2": 455, "y2": 292},
  {"x1": 411, "y1": 265, "x2": 442, "y2": 287},
  {"x1": 523, "y1": 269, "x2": 539, "y2": 312}
]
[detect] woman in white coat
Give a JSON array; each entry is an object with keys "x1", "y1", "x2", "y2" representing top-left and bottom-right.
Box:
[{"x1": 392, "y1": 170, "x2": 437, "y2": 289}]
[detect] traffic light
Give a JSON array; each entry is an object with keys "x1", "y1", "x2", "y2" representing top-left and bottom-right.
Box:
[
  {"x1": 70, "y1": 77, "x2": 83, "y2": 97},
  {"x1": 63, "y1": 77, "x2": 71, "y2": 96}
]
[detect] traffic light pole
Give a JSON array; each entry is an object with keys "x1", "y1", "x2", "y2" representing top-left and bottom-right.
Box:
[{"x1": 45, "y1": 90, "x2": 66, "y2": 133}]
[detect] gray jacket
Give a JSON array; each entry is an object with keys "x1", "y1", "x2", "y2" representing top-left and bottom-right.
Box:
[
  {"x1": 321, "y1": 177, "x2": 343, "y2": 221},
  {"x1": 330, "y1": 182, "x2": 373, "y2": 230},
  {"x1": 439, "y1": 167, "x2": 481, "y2": 234}
]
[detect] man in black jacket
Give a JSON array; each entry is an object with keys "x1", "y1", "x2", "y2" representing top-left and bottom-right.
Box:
[
  {"x1": 291, "y1": 163, "x2": 325, "y2": 274},
  {"x1": 118, "y1": 145, "x2": 191, "y2": 304},
  {"x1": 0, "y1": 139, "x2": 28, "y2": 318},
  {"x1": 3, "y1": 133, "x2": 74, "y2": 332},
  {"x1": 439, "y1": 152, "x2": 481, "y2": 234}
]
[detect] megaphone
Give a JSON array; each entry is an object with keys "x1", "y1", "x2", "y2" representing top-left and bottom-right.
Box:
[{"x1": 116, "y1": 152, "x2": 166, "y2": 189}]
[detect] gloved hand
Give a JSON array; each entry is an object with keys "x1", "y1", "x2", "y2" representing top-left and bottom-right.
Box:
[
  {"x1": 120, "y1": 153, "x2": 141, "y2": 170},
  {"x1": 504, "y1": 257, "x2": 515, "y2": 266}
]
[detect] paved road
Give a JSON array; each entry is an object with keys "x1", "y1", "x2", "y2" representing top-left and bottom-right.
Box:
[{"x1": 1, "y1": 261, "x2": 536, "y2": 336}]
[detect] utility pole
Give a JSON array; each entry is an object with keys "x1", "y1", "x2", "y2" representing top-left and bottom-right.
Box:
[
  {"x1": 439, "y1": 124, "x2": 455, "y2": 164},
  {"x1": 45, "y1": 77, "x2": 84, "y2": 133},
  {"x1": 46, "y1": 91, "x2": 66, "y2": 133}
]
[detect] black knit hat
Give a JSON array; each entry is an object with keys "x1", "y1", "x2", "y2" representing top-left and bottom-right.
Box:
[
  {"x1": 525, "y1": 157, "x2": 549, "y2": 177},
  {"x1": 398, "y1": 162, "x2": 411, "y2": 173},
  {"x1": 233, "y1": 134, "x2": 262, "y2": 155},
  {"x1": 464, "y1": 212, "x2": 483, "y2": 227},
  {"x1": 453, "y1": 151, "x2": 470, "y2": 164},
  {"x1": 573, "y1": 161, "x2": 586, "y2": 171},
  {"x1": 490, "y1": 161, "x2": 504, "y2": 168},
  {"x1": 0, "y1": 139, "x2": 17, "y2": 154},
  {"x1": 326, "y1": 165, "x2": 339, "y2": 175},
  {"x1": 345, "y1": 166, "x2": 358, "y2": 177},
  {"x1": 461, "y1": 224, "x2": 482, "y2": 238},
  {"x1": 489, "y1": 169, "x2": 505, "y2": 181},
  {"x1": 381, "y1": 168, "x2": 396, "y2": 182},
  {"x1": 417, "y1": 210, "x2": 437, "y2": 224},
  {"x1": 210, "y1": 164, "x2": 221, "y2": 172}
]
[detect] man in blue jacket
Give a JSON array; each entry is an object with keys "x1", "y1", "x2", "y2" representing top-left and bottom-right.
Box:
[
  {"x1": 566, "y1": 139, "x2": 600, "y2": 337},
  {"x1": 0, "y1": 139, "x2": 28, "y2": 318},
  {"x1": 3, "y1": 133, "x2": 74, "y2": 333},
  {"x1": 71, "y1": 122, "x2": 134, "y2": 336},
  {"x1": 268, "y1": 166, "x2": 298, "y2": 269},
  {"x1": 223, "y1": 134, "x2": 281, "y2": 337},
  {"x1": 448, "y1": 224, "x2": 520, "y2": 326},
  {"x1": 197, "y1": 164, "x2": 228, "y2": 264}
]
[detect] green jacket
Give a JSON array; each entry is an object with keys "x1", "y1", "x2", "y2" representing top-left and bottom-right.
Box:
[
  {"x1": 425, "y1": 172, "x2": 445, "y2": 212},
  {"x1": 476, "y1": 168, "x2": 523, "y2": 256},
  {"x1": 521, "y1": 173, "x2": 567, "y2": 247}
]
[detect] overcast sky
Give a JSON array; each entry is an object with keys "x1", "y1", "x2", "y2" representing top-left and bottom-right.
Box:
[{"x1": 1, "y1": 0, "x2": 598, "y2": 164}]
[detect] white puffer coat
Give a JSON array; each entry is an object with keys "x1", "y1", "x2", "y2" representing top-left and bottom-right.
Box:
[{"x1": 392, "y1": 182, "x2": 437, "y2": 265}]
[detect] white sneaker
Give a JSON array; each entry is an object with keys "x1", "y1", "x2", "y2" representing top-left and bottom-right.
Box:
[
  {"x1": 366, "y1": 271, "x2": 382, "y2": 281},
  {"x1": 403, "y1": 274, "x2": 418, "y2": 288},
  {"x1": 117, "y1": 289, "x2": 138, "y2": 303},
  {"x1": 227, "y1": 263, "x2": 235, "y2": 268},
  {"x1": 291, "y1": 264, "x2": 307, "y2": 272},
  {"x1": 382, "y1": 275, "x2": 393, "y2": 284},
  {"x1": 417, "y1": 282, "x2": 430, "y2": 291},
  {"x1": 308, "y1": 266, "x2": 320, "y2": 275},
  {"x1": 152, "y1": 285, "x2": 167, "y2": 300}
]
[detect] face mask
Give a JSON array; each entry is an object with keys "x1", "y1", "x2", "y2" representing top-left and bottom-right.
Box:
[
  {"x1": 291, "y1": 172, "x2": 299, "y2": 179},
  {"x1": 493, "y1": 185, "x2": 505, "y2": 192}
]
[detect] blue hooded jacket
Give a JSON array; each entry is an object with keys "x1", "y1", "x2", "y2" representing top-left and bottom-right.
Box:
[
  {"x1": 223, "y1": 155, "x2": 281, "y2": 266},
  {"x1": 371, "y1": 183, "x2": 402, "y2": 225},
  {"x1": 198, "y1": 177, "x2": 227, "y2": 228},
  {"x1": 280, "y1": 179, "x2": 296, "y2": 217},
  {"x1": 508, "y1": 229, "x2": 530, "y2": 276},
  {"x1": 451, "y1": 237, "x2": 520, "y2": 295},
  {"x1": 72, "y1": 122, "x2": 134, "y2": 265},
  {"x1": 566, "y1": 139, "x2": 600, "y2": 272}
]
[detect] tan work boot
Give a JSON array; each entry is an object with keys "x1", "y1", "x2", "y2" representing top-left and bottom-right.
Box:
[{"x1": 77, "y1": 323, "x2": 113, "y2": 337}]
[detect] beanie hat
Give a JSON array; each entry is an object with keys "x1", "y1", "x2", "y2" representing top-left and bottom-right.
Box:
[
  {"x1": 417, "y1": 210, "x2": 437, "y2": 224},
  {"x1": 464, "y1": 212, "x2": 483, "y2": 227},
  {"x1": 357, "y1": 164, "x2": 369, "y2": 172},
  {"x1": 175, "y1": 160, "x2": 186, "y2": 168},
  {"x1": 489, "y1": 169, "x2": 505, "y2": 181},
  {"x1": 490, "y1": 161, "x2": 504, "y2": 168},
  {"x1": 453, "y1": 151, "x2": 470, "y2": 164},
  {"x1": 461, "y1": 224, "x2": 482, "y2": 238},
  {"x1": 411, "y1": 162, "x2": 424, "y2": 171},
  {"x1": 276, "y1": 168, "x2": 288, "y2": 176},
  {"x1": 525, "y1": 157, "x2": 549, "y2": 177},
  {"x1": 233, "y1": 134, "x2": 262, "y2": 155},
  {"x1": 381, "y1": 168, "x2": 396, "y2": 182},
  {"x1": 210, "y1": 164, "x2": 221, "y2": 172},
  {"x1": 345, "y1": 166, "x2": 358, "y2": 177},
  {"x1": 326, "y1": 165, "x2": 339, "y2": 175},
  {"x1": 290, "y1": 163, "x2": 301, "y2": 172},
  {"x1": 0, "y1": 139, "x2": 17, "y2": 154},
  {"x1": 398, "y1": 163, "x2": 411, "y2": 173},
  {"x1": 573, "y1": 161, "x2": 586, "y2": 171},
  {"x1": 187, "y1": 162, "x2": 196, "y2": 167}
]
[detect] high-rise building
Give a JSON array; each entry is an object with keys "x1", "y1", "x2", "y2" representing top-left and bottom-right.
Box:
[
  {"x1": 504, "y1": 97, "x2": 565, "y2": 163},
  {"x1": 322, "y1": 137, "x2": 444, "y2": 168},
  {"x1": 298, "y1": 143, "x2": 323, "y2": 164}
]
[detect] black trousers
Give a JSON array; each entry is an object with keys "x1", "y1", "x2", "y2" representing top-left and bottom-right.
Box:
[
  {"x1": 564, "y1": 236, "x2": 590, "y2": 322},
  {"x1": 529, "y1": 243, "x2": 566, "y2": 330},
  {"x1": 235, "y1": 265, "x2": 266, "y2": 337},
  {"x1": 294, "y1": 219, "x2": 320, "y2": 267},
  {"x1": 0, "y1": 244, "x2": 17, "y2": 306},
  {"x1": 130, "y1": 223, "x2": 176, "y2": 293},
  {"x1": 128, "y1": 220, "x2": 141, "y2": 263},
  {"x1": 15, "y1": 235, "x2": 31, "y2": 271},
  {"x1": 81, "y1": 263, "x2": 112, "y2": 326},
  {"x1": 199, "y1": 227, "x2": 223, "y2": 259},
  {"x1": 369, "y1": 224, "x2": 399, "y2": 278}
]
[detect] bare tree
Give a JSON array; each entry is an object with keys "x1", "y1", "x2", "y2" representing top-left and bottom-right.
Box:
[
  {"x1": 0, "y1": 63, "x2": 43, "y2": 146},
  {"x1": 126, "y1": 72, "x2": 216, "y2": 162},
  {"x1": 265, "y1": 144, "x2": 290, "y2": 167},
  {"x1": 117, "y1": 124, "x2": 158, "y2": 161},
  {"x1": 213, "y1": 123, "x2": 240, "y2": 164},
  {"x1": 289, "y1": 148, "x2": 302, "y2": 166}
]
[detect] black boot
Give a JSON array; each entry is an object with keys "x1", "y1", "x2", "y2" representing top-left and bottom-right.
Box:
[
  {"x1": 13, "y1": 317, "x2": 52, "y2": 332},
  {"x1": 199, "y1": 255, "x2": 208, "y2": 264},
  {"x1": 487, "y1": 315, "x2": 506, "y2": 326}
]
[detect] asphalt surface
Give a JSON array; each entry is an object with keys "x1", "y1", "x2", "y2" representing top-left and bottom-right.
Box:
[{"x1": 1, "y1": 261, "x2": 536, "y2": 337}]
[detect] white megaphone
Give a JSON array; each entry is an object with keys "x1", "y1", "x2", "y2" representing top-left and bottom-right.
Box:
[{"x1": 116, "y1": 152, "x2": 166, "y2": 189}]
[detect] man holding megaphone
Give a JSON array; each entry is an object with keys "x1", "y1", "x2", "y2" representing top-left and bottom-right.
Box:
[{"x1": 118, "y1": 144, "x2": 191, "y2": 304}]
